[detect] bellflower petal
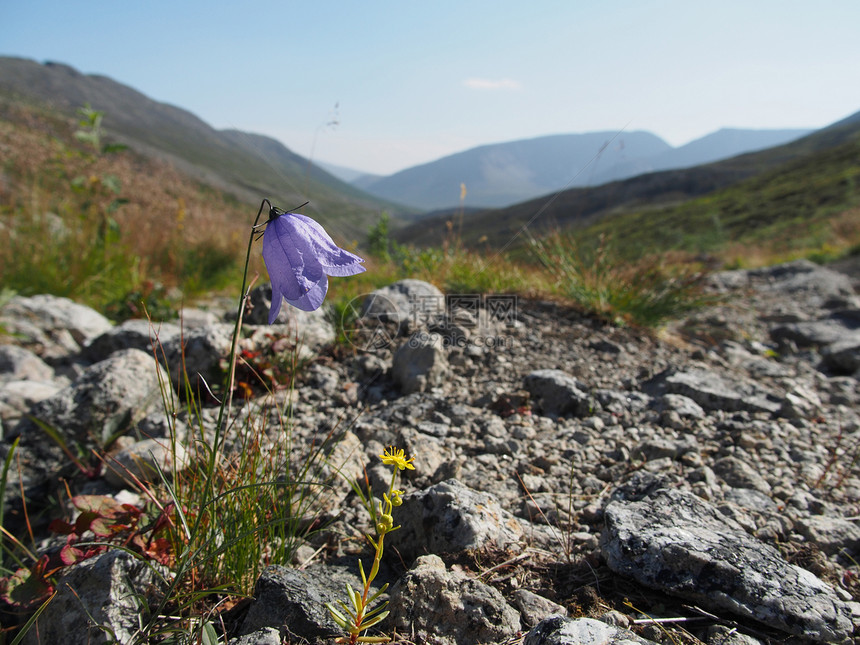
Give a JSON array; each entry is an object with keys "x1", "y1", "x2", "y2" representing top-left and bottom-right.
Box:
[{"x1": 262, "y1": 209, "x2": 365, "y2": 321}]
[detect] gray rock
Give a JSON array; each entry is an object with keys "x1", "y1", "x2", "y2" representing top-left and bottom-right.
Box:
[
  {"x1": 821, "y1": 336, "x2": 860, "y2": 374},
  {"x1": 84, "y1": 318, "x2": 182, "y2": 362},
  {"x1": 780, "y1": 383, "x2": 823, "y2": 419},
  {"x1": 20, "y1": 348, "x2": 168, "y2": 444},
  {"x1": 23, "y1": 550, "x2": 165, "y2": 645},
  {"x1": 265, "y1": 312, "x2": 336, "y2": 354},
  {"x1": 175, "y1": 307, "x2": 221, "y2": 328},
  {"x1": 388, "y1": 554, "x2": 521, "y2": 645},
  {"x1": 632, "y1": 436, "x2": 698, "y2": 462},
  {"x1": 712, "y1": 456, "x2": 772, "y2": 494},
  {"x1": 239, "y1": 565, "x2": 346, "y2": 641},
  {"x1": 0, "y1": 344, "x2": 54, "y2": 382},
  {"x1": 662, "y1": 368, "x2": 780, "y2": 414},
  {"x1": 388, "y1": 479, "x2": 524, "y2": 562},
  {"x1": 702, "y1": 624, "x2": 766, "y2": 645},
  {"x1": 795, "y1": 515, "x2": 860, "y2": 557},
  {"x1": 751, "y1": 260, "x2": 855, "y2": 299},
  {"x1": 658, "y1": 393, "x2": 705, "y2": 419},
  {"x1": 392, "y1": 332, "x2": 448, "y2": 394},
  {"x1": 723, "y1": 487, "x2": 779, "y2": 513},
  {"x1": 314, "y1": 430, "x2": 366, "y2": 509},
  {"x1": 594, "y1": 389, "x2": 651, "y2": 416},
  {"x1": 523, "y1": 615, "x2": 657, "y2": 645},
  {"x1": 160, "y1": 323, "x2": 234, "y2": 391},
  {"x1": 227, "y1": 627, "x2": 282, "y2": 645},
  {"x1": 770, "y1": 319, "x2": 860, "y2": 349},
  {"x1": 103, "y1": 437, "x2": 190, "y2": 488},
  {"x1": 1, "y1": 294, "x2": 113, "y2": 350},
  {"x1": 524, "y1": 369, "x2": 591, "y2": 417},
  {"x1": 0, "y1": 379, "x2": 60, "y2": 426},
  {"x1": 596, "y1": 610, "x2": 632, "y2": 629},
  {"x1": 512, "y1": 589, "x2": 567, "y2": 628},
  {"x1": 239, "y1": 561, "x2": 384, "y2": 643},
  {"x1": 361, "y1": 279, "x2": 445, "y2": 326},
  {"x1": 600, "y1": 476, "x2": 854, "y2": 642},
  {"x1": 709, "y1": 269, "x2": 749, "y2": 292}
]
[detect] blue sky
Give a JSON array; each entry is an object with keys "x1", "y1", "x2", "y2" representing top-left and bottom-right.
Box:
[{"x1": 2, "y1": 1, "x2": 859, "y2": 175}]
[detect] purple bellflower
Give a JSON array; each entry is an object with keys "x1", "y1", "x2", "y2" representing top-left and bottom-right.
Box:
[{"x1": 262, "y1": 206, "x2": 365, "y2": 322}]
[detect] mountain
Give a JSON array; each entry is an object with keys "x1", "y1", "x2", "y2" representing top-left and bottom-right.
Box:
[
  {"x1": 355, "y1": 132, "x2": 672, "y2": 210},
  {"x1": 589, "y1": 127, "x2": 811, "y2": 185},
  {"x1": 316, "y1": 160, "x2": 382, "y2": 185},
  {"x1": 394, "y1": 108, "x2": 860, "y2": 251},
  {"x1": 356, "y1": 128, "x2": 811, "y2": 211},
  {"x1": 0, "y1": 56, "x2": 399, "y2": 239}
]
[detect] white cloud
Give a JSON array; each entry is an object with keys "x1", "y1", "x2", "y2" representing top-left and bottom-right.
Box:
[{"x1": 462, "y1": 77, "x2": 522, "y2": 91}]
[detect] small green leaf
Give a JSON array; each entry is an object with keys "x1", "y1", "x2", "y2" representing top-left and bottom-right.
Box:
[
  {"x1": 366, "y1": 582, "x2": 389, "y2": 604},
  {"x1": 359, "y1": 609, "x2": 389, "y2": 630},
  {"x1": 326, "y1": 602, "x2": 351, "y2": 629},
  {"x1": 347, "y1": 582, "x2": 362, "y2": 614},
  {"x1": 200, "y1": 621, "x2": 219, "y2": 645}
]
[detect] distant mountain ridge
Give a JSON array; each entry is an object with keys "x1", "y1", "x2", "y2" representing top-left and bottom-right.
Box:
[
  {"x1": 393, "y1": 108, "x2": 860, "y2": 250},
  {"x1": 0, "y1": 56, "x2": 399, "y2": 239},
  {"x1": 588, "y1": 127, "x2": 814, "y2": 186},
  {"x1": 317, "y1": 160, "x2": 381, "y2": 185},
  {"x1": 355, "y1": 131, "x2": 671, "y2": 210},
  {"x1": 353, "y1": 128, "x2": 811, "y2": 211}
]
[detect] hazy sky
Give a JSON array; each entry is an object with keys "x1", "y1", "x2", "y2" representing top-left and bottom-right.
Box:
[{"x1": 2, "y1": 1, "x2": 859, "y2": 175}]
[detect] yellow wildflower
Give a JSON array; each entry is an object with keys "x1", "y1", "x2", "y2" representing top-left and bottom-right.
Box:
[{"x1": 380, "y1": 446, "x2": 415, "y2": 471}]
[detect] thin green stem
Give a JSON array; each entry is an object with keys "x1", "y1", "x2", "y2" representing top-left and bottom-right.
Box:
[{"x1": 140, "y1": 198, "x2": 271, "y2": 637}]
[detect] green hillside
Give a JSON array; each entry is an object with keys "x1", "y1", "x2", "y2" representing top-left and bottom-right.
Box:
[
  {"x1": 582, "y1": 126, "x2": 860, "y2": 264},
  {"x1": 0, "y1": 56, "x2": 406, "y2": 240},
  {"x1": 395, "y1": 109, "x2": 860, "y2": 263}
]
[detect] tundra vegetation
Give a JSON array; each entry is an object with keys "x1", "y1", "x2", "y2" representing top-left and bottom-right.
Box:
[{"x1": 1, "y1": 102, "x2": 859, "y2": 643}]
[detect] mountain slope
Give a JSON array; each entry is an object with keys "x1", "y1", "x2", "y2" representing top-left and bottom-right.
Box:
[
  {"x1": 317, "y1": 160, "x2": 381, "y2": 185},
  {"x1": 358, "y1": 131, "x2": 672, "y2": 210},
  {"x1": 0, "y1": 56, "x2": 398, "y2": 239},
  {"x1": 589, "y1": 127, "x2": 811, "y2": 185},
  {"x1": 394, "y1": 108, "x2": 860, "y2": 251},
  {"x1": 357, "y1": 128, "x2": 810, "y2": 211}
]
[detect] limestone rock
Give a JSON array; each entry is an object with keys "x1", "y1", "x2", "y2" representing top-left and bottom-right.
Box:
[
  {"x1": 84, "y1": 318, "x2": 181, "y2": 362},
  {"x1": 227, "y1": 627, "x2": 282, "y2": 645},
  {"x1": 512, "y1": 589, "x2": 567, "y2": 628},
  {"x1": 0, "y1": 344, "x2": 54, "y2": 382},
  {"x1": 388, "y1": 478, "x2": 524, "y2": 562},
  {"x1": 821, "y1": 335, "x2": 860, "y2": 374},
  {"x1": 712, "y1": 455, "x2": 772, "y2": 494},
  {"x1": 795, "y1": 515, "x2": 860, "y2": 558},
  {"x1": 662, "y1": 367, "x2": 781, "y2": 414},
  {"x1": 19, "y1": 348, "x2": 167, "y2": 444},
  {"x1": 0, "y1": 379, "x2": 60, "y2": 427},
  {"x1": 160, "y1": 323, "x2": 234, "y2": 391},
  {"x1": 361, "y1": 279, "x2": 445, "y2": 327},
  {"x1": 23, "y1": 550, "x2": 165, "y2": 645},
  {"x1": 392, "y1": 332, "x2": 448, "y2": 394},
  {"x1": 103, "y1": 437, "x2": 190, "y2": 488},
  {"x1": 388, "y1": 554, "x2": 521, "y2": 645},
  {"x1": 523, "y1": 615, "x2": 657, "y2": 645},
  {"x1": 524, "y1": 369, "x2": 591, "y2": 417},
  {"x1": 240, "y1": 564, "x2": 368, "y2": 641},
  {"x1": 600, "y1": 475, "x2": 854, "y2": 642},
  {"x1": 771, "y1": 319, "x2": 860, "y2": 349},
  {"x1": 1, "y1": 294, "x2": 112, "y2": 351}
]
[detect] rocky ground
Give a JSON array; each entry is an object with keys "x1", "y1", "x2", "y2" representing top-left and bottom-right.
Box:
[{"x1": 1, "y1": 258, "x2": 860, "y2": 644}]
